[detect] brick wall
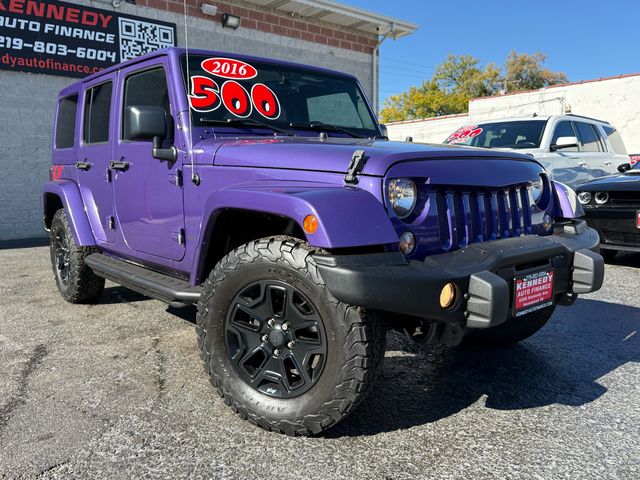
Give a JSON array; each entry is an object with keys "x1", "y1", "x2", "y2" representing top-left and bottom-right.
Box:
[{"x1": 138, "y1": 0, "x2": 377, "y2": 54}]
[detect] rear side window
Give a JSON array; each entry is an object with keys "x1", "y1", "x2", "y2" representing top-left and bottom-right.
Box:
[
  {"x1": 575, "y1": 122, "x2": 604, "y2": 152},
  {"x1": 122, "y1": 67, "x2": 170, "y2": 140},
  {"x1": 83, "y1": 82, "x2": 113, "y2": 144},
  {"x1": 602, "y1": 125, "x2": 628, "y2": 155},
  {"x1": 55, "y1": 95, "x2": 78, "y2": 149},
  {"x1": 551, "y1": 121, "x2": 578, "y2": 152}
]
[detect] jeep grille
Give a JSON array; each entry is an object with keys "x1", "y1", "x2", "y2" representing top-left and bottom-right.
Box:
[{"x1": 433, "y1": 185, "x2": 533, "y2": 252}]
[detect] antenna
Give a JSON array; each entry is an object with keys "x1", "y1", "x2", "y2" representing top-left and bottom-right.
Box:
[{"x1": 182, "y1": 0, "x2": 198, "y2": 185}]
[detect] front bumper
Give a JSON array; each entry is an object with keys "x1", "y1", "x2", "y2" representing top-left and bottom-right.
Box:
[
  {"x1": 314, "y1": 220, "x2": 604, "y2": 329},
  {"x1": 583, "y1": 207, "x2": 640, "y2": 252}
]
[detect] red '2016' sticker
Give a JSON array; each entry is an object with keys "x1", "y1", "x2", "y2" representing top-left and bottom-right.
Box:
[
  {"x1": 447, "y1": 125, "x2": 483, "y2": 144},
  {"x1": 201, "y1": 58, "x2": 257, "y2": 80}
]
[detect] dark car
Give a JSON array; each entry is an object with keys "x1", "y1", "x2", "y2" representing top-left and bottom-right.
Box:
[
  {"x1": 576, "y1": 162, "x2": 640, "y2": 260},
  {"x1": 43, "y1": 48, "x2": 604, "y2": 436}
]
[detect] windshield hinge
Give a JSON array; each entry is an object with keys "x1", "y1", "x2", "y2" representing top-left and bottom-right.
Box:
[{"x1": 344, "y1": 149, "x2": 368, "y2": 185}]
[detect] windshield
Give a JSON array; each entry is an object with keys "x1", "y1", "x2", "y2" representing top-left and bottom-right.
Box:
[
  {"x1": 444, "y1": 120, "x2": 547, "y2": 149},
  {"x1": 181, "y1": 55, "x2": 379, "y2": 137}
]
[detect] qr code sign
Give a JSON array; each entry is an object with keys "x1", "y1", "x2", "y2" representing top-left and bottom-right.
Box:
[{"x1": 119, "y1": 18, "x2": 175, "y2": 61}]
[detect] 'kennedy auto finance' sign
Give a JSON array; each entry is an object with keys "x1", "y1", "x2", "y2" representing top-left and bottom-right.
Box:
[{"x1": 0, "y1": 0, "x2": 176, "y2": 78}]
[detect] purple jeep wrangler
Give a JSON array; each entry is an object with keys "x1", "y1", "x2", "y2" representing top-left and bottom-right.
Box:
[{"x1": 43, "y1": 48, "x2": 604, "y2": 435}]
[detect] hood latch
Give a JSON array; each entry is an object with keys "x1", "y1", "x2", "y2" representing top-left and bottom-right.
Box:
[{"x1": 344, "y1": 149, "x2": 368, "y2": 185}]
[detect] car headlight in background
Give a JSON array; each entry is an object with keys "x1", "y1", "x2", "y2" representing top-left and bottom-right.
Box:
[
  {"x1": 595, "y1": 192, "x2": 609, "y2": 205},
  {"x1": 388, "y1": 178, "x2": 417, "y2": 219},
  {"x1": 578, "y1": 191, "x2": 592, "y2": 205}
]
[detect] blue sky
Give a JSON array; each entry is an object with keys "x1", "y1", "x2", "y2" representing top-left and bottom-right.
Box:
[{"x1": 343, "y1": 0, "x2": 640, "y2": 105}]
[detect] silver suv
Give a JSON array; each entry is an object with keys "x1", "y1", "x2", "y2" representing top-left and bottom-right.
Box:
[{"x1": 444, "y1": 114, "x2": 631, "y2": 189}]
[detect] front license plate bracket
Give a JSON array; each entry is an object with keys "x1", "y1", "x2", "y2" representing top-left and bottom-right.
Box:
[{"x1": 513, "y1": 269, "x2": 555, "y2": 317}]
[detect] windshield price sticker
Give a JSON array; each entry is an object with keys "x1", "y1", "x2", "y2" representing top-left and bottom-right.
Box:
[
  {"x1": 514, "y1": 270, "x2": 554, "y2": 316},
  {"x1": 189, "y1": 58, "x2": 281, "y2": 119},
  {"x1": 447, "y1": 125, "x2": 483, "y2": 144}
]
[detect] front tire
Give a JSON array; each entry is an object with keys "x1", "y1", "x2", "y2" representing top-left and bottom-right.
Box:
[
  {"x1": 196, "y1": 236, "x2": 384, "y2": 436},
  {"x1": 49, "y1": 209, "x2": 104, "y2": 303},
  {"x1": 464, "y1": 305, "x2": 555, "y2": 346}
]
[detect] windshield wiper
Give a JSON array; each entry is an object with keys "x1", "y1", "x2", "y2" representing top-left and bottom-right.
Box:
[
  {"x1": 289, "y1": 121, "x2": 361, "y2": 138},
  {"x1": 199, "y1": 118, "x2": 293, "y2": 135}
]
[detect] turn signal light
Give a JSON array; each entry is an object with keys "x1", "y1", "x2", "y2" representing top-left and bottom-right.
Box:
[
  {"x1": 303, "y1": 214, "x2": 318, "y2": 234},
  {"x1": 440, "y1": 283, "x2": 457, "y2": 309}
]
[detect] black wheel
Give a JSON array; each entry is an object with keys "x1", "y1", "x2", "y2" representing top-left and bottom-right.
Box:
[
  {"x1": 464, "y1": 305, "x2": 555, "y2": 346},
  {"x1": 196, "y1": 236, "x2": 385, "y2": 436},
  {"x1": 49, "y1": 209, "x2": 104, "y2": 303},
  {"x1": 600, "y1": 249, "x2": 617, "y2": 262}
]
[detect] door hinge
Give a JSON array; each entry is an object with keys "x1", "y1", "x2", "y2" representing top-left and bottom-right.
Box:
[
  {"x1": 104, "y1": 169, "x2": 112, "y2": 183},
  {"x1": 344, "y1": 149, "x2": 368, "y2": 185},
  {"x1": 108, "y1": 216, "x2": 115, "y2": 230},
  {"x1": 171, "y1": 169, "x2": 183, "y2": 187}
]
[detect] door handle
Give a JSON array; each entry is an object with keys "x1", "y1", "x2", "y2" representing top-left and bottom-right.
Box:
[
  {"x1": 76, "y1": 161, "x2": 91, "y2": 170},
  {"x1": 109, "y1": 160, "x2": 129, "y2": 171},
  {"x1": 578, "y1": 162, "x2": 588, "y2": 167},
  {"x1": 603, "y1": 161, "x2": 612, "y2": 165}
]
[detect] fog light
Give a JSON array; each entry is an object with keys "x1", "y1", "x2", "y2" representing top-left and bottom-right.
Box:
[
  {"x1": 399, "y1": 231, "x2": 416, "y2": 255},
  {"x1": 440, "y1": 283, "x2": 457, "y2": 309}
]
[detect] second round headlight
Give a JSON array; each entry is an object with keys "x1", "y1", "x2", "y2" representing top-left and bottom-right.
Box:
[{"x1": 388, "y1": 178, "x2": 417, "y2": 219}]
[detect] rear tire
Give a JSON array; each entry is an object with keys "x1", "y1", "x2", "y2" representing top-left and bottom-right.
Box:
[
  {"x1": 464, "y1": 306, "x2": 555, "y2": 346},
  {"x1": 49, "y1": 209, "x2": 104, "y2": 303},
  {"x1": 196, "y1": 236, "x2": 385, "y2": 436}
]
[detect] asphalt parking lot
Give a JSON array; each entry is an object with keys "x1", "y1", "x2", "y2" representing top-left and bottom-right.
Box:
[{"x1": 1, "y1": 244, "x2": 639, "y2": 479}]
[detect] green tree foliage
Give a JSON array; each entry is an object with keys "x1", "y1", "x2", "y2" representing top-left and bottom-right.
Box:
[
  {"x1": 380, "y1": 52, "x2": 567, "y2": 123},
  {"x1": 503, "y1": 51, "x2": 568, "y2": 92}
]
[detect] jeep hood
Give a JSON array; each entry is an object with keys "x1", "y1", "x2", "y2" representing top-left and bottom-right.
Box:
[{"x1": 198, "y1": 136, "x2": 541, "y2": 177}]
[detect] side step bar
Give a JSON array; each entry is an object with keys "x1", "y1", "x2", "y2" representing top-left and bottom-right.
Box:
[{"x1": 85, "y1": 253, "x2": 202, "y2": 307}]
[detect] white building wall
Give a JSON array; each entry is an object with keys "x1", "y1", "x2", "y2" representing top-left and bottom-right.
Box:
[
  {"x1": 386, "y1": 113, "x2": 469, "y2": 143},
  {"x1": 387, "y1": 74, "x2": 640, "y2": 153}
]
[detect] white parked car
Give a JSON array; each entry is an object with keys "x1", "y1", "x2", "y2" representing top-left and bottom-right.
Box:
[{"x1": 444, "y1": 115, "x2": 631, "y2": 189}]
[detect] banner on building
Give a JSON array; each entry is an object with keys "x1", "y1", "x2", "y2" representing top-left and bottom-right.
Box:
[{"x1": 0, "y1": 0, "x2": 176, "y2": 78}]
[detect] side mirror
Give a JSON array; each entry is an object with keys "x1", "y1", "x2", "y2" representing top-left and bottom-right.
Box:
[
  {"x1": 378, "y1": 123, "x2": 389, "y2": 139},
  {"x1": 550, "y1": 136, "x2": 579, "y2": 152},
  {"x1": 125, "y1": 105, "x2": 177, "y2": 162},
  {"x1": 618, "y1": 163, "x2": 631, "y2": 173}
]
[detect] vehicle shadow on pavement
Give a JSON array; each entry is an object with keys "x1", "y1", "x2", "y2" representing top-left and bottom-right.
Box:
[
  {"x1": 606, "y1": 252, "x2": 640, "y2": 268},
  {"x1": 97, "y1": 286, "x2": 152, "y2": 305},
  {"x1": 325, "y1": 298, "x2": 640, "y2": 437}
]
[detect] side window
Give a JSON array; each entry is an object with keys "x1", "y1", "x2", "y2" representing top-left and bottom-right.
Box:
[
  {"x1": 122, "y1": 67, "x2": 170, "y2": 140},
  {"x1": 602, "y1": 125, "x2": 628, "y2": 155},
  {"x1": 55, "y1": 94, "x2": 78, "y2": 149},
  {"x1": 83, "y1": 82, "x2": 113, "y2": 144},
  {"x1": 575, "y1": 122, "x2": 604, "y2": 152},
  {"x1": 551, "y1": 121, "x2": 578, "y2": 152}
]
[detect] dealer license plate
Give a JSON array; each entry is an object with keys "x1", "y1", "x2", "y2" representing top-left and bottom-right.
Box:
[{"x1": 514, "y1": 269, "x2": 554, "y2": 317}]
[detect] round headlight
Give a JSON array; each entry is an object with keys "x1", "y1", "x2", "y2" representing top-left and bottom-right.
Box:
[
  {"x1": 595, "y1": 192, "x2": 609, "y2": 205},
  {"x1": 529, "y1": 176, "x2": 544, "y2": 204},
  {"x1": 578, "y1": 191, "x2": 592, "y2": 205},
  {"x1": 388, "y1": 178, "x2": 417, "y2": 219}
]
